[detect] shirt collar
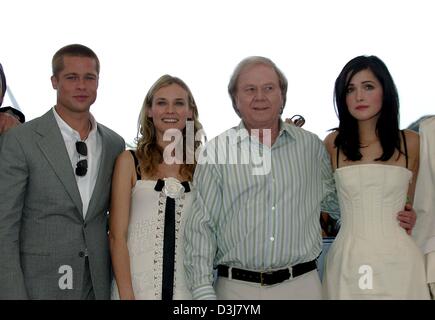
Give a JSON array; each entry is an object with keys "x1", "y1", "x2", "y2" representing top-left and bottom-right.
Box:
[
  {"x1": 52, "y1": 106, "x2": 98, "y2": 141},
  {"x1": 230, "y1": 119, "x2": 296, "y2": 146},
  {"x1": 278, "y1": 119, "x2": 297, "y2": 141}
]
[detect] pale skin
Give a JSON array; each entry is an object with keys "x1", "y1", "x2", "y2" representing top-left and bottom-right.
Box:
[
  {"x1": 323, "y1": 69, "x2": 418, "y2": 234},
  {"x1": 109, "y1": 83, "x2": 193, "y2": 300},
  {"x1": 0, "y1": 112, "x2": 20, "y2": 134},
  {"x1": 0, "y1": 85, "x2": 22, "y2": 134},
  {"x1": 50, "y1": 56, "x2": 99, "y2": 139},
  {"x1": 235, "y1": 63, "x2": 284, "y2": 146}
]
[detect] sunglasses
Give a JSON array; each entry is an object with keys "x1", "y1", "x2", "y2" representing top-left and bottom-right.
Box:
[{"x1": 75, "y1": 141, "x2": 88, "y2": 176}]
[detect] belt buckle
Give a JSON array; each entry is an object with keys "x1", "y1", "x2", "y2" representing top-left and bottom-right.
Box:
[
  {"x1": 260, "y1": 271, "x2": 273, "y2": 286},
  {"x1": 260, "y1": 272, "x2": 266, "y2": 286}
]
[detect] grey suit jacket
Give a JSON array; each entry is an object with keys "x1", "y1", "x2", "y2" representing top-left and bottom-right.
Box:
[{"x1": 0, "y1": 109, "x2": 125, "y2": 299}]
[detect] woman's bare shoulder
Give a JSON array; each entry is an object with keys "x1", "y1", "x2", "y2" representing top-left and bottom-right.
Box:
[{"x1": 323, "y1": 131, "x2": 338, "y2": 154}]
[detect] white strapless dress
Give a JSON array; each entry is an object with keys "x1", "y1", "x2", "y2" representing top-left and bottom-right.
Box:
[
  {"x1": 111, "y1": 180, "x2": 193, "y2": 300},
  {"x1": 323, "y1": 164, "x2": 430, "y2": 299}
]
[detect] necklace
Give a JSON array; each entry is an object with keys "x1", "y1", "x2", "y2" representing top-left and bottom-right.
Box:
[
  {"x1": 81, "y1": 120, "x2": 92, "y2": 141},
  {"x1": 360, "y1": 138, "x2": 379, "y2": 148}
]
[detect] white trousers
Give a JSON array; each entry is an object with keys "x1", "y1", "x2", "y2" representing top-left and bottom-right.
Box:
[{"x1": 215, "y1": 270, "x2": 323, "y2": 300}]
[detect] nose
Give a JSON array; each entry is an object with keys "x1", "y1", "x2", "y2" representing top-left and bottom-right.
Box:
[
  {"x1": 76, "y1": 77, "x2": 86, "y2": 90},
  {"x1": 356, "y1": 88, "x2": 364, "y2": 102},
  {"x1": 255, "y1": 88, "x2": 266, "y2": 100},
  {"x1": 166, "y1": 103, "x2": 176, "y2": 113}
]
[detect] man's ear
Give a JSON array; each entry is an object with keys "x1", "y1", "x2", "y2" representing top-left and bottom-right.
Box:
[{"x1": 51, "y1": 75, "x2": 58, "y2": 90}]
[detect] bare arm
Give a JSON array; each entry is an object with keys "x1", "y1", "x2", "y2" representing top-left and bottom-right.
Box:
[
  {"x1": 397, "y1": 130, "x2": 420, "y2": 235},
  {"x1": 109, "y1": 150, "x2": 136, "y2": 300}
]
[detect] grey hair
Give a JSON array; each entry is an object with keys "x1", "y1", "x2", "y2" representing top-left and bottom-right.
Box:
[{"x1": 227, "y1": 56, "x2": 288, "y2": 117}]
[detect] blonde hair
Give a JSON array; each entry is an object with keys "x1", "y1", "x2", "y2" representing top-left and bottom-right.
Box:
[{"x1": 136, "y1": 75, "x2": 203, "y2": 181}]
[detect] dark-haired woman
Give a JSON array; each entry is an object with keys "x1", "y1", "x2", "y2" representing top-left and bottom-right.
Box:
[{"x1": 322, "y1": 55, "x2": 430, "y2": 299}]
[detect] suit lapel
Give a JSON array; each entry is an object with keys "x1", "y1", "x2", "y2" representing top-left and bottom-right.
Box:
[
  {"x1": 35, "y1": 110, "x2": 84, "y2": 220},
  {"x1": 85, "y1": 125, "x2": 112, "y2": 222}
]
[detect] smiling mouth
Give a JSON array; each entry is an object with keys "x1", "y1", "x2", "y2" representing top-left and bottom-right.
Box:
[{"x1": 162, "y1": 118, "x2": 179, "y2": 123}]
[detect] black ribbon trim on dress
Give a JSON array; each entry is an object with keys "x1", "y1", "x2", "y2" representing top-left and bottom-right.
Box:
[
  {"x1": 154, "y1": 179, "x2": 190, "y2": 300},
  {"x1": 154, "y1": 179, "x2": 190, "y2": 193}
]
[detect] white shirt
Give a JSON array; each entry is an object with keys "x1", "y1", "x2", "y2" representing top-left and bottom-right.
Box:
[
  {"x1": 413, "y1": 117, "x2": 435, "y2": 287},
  {"x1": 52, "y1": 107, "x2": 102, "y2": 218}
]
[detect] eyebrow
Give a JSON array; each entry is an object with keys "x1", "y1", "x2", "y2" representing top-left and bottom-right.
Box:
[
  {"x1": 348, "y1": 80, "x2": 376, "y2": 86},
  {"x1": 63, "y1": 72, "x2": 97, "y2": 78}
]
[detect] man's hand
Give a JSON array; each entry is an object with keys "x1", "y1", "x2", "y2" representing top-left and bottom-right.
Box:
[
  {"x1": 0, "y1": 112, "x2": 20, "y2": 134},
  {"x1": 284, "y1": 115, "x2": 305, "y2": 127},
  {"x1": 397, "y1": 203, "x2": 416, "y2": 235},
  {"x1": 430, "y1": 283, "x2": 435, "y2": 300}
]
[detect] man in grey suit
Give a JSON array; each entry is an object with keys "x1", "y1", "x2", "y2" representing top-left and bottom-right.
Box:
[{"x1": 0, "y1": 44, "x2": 125, "y2": 299}]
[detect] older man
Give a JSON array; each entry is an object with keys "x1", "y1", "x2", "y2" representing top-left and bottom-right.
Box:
[{"x1": 184, "y1": 56, "x2": 339, "y2": 300}]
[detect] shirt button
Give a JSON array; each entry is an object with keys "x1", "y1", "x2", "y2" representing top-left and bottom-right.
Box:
[
  {"x1": 78, "y1": 251, "x2": 85, "y2": 258},
  {"x1": 272, "y1": 206, "x2": 276, "y2": 211},
  {"x1": 270, "y1": 236, "x2": 275, "y2": 241}
]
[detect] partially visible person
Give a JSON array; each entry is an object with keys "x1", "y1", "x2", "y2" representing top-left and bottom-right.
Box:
[
  {"x1": 0, "y1": 62, "x2": 25, "y2": 135},
  {"x1": 322, "y1": 55, "x2": 430, "y2": 299},
  {"x1": 407, "y1": 114, "x2": 435, "y2": 133},
  {"x1": 0, "y1": 44, "x2": 125, "y2": 299},
  {"x1": 109, "y1": 75, "x2": 203, "y2": 300},
  {"x1": 413, "y1": 116, "x2": 435, "y2": 299}
]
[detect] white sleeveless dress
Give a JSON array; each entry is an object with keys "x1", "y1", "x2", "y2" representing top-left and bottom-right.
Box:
[
  {"x1": 323, "y1": 164, "x2": 430, "y2": 299},
  {"x1": 111, "y1": 179, "x2": 193, "y2": 300}
]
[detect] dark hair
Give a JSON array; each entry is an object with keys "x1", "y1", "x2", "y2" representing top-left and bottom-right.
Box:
[
  {"x1": 52, "y1": 44, "x2": 100, "y2": 78},
  {"x1": 334, "y1": 55, "x2": 401, "y2": 161},
  {"x1": 0, "y1": 63, "x2": 6, "y2": 103}
]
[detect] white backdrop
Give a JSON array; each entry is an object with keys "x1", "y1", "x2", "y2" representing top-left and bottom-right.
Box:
[{"x1": 2, "y1": 0, "x2": 434, "y2": 143}]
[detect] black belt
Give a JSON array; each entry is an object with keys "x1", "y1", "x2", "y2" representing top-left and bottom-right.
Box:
[{"x1": 217, "y1": 260, "x2": 317, "y2": 286}]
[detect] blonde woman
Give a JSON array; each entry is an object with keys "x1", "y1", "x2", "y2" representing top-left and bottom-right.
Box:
[{"x1": 109, "y1": 75, "x2": 203, "y2": 300}]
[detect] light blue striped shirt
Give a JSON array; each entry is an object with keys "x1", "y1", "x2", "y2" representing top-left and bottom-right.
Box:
[{"x1": 184, "y1": 120, "x2": 339, "y2": 299}]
